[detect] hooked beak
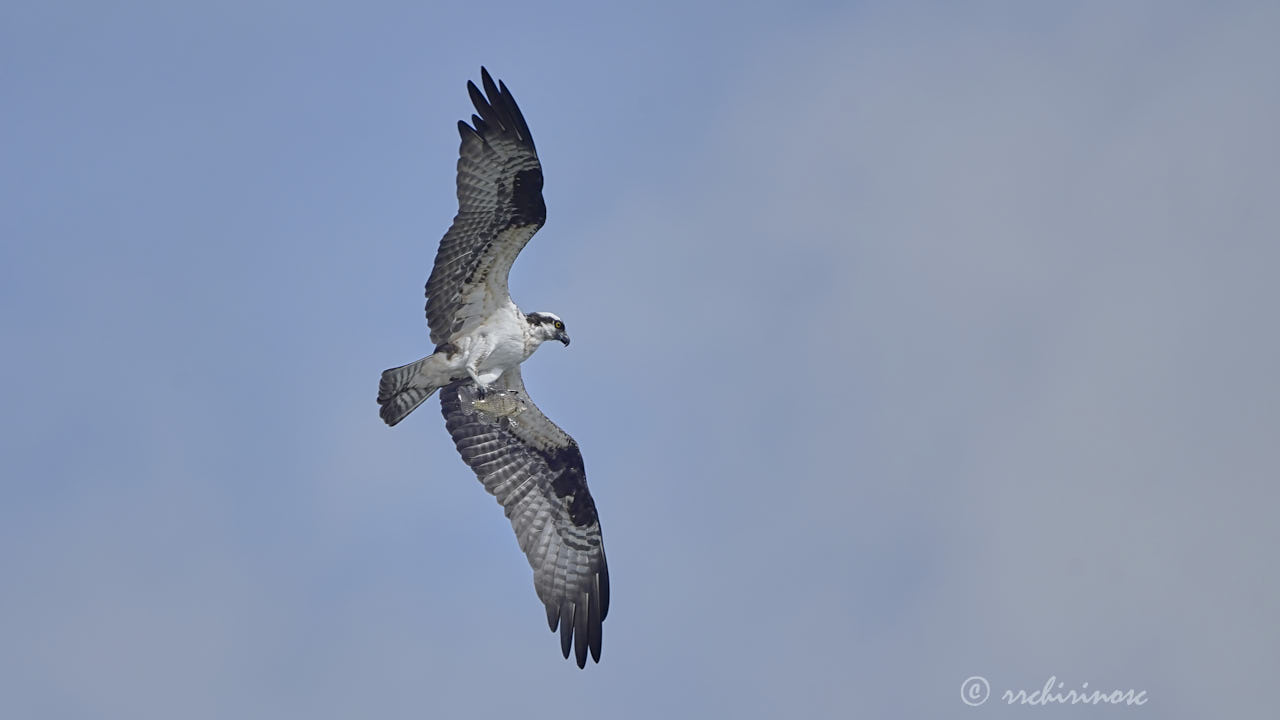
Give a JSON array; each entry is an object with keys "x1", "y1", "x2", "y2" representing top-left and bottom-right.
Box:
[{"x1": 557, "y1": 330, "x2": 570, "y2": 347}]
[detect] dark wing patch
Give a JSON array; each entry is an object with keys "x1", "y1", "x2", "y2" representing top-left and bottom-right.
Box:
[
  {"x1": 424, "y1": 67, "x2": 546, "y2": 344},
  {"x1": 439, "y1": 371, "x2": 609, "y2": 668}
]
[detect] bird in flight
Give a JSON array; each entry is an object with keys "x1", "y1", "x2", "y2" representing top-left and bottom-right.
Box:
[{"x1": 377, "y1": 68, "x2": 609, "y2": 668}]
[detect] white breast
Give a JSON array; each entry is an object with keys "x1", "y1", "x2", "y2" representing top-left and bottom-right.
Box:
[{"x1": 461, "y1": 302, "x2": 536, "y2": 385}]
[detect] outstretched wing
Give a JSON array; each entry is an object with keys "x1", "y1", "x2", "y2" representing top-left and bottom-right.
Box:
[
  {"x1": 425, "y1": 67, "x2": 546, "y2": 345},
  {"x1": 438, "y1": 368, "x2": 609, "y2": 668}
]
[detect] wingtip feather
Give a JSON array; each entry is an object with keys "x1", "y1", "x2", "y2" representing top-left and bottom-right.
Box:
[
  {"x1": 481, "y1": 68, "x2": 501, "y2": 107},
  {"x1": 588, "y1": 576, "x2": 603, "y2": 663},
  {"x1": 598, "y1": 564, "x2": 611, "y2": 621},
  {"x1": 467, "y1": 80, "x2": 489, "y2": 118},
  {"x1": 559, "y1": 603, "x2": 574, "y2": 660},
  {"x1": 573, "y1": 596, "x2": 589, "y2": 668}
]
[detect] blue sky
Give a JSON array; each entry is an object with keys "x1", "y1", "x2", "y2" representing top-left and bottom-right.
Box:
[{"x1": 3, "y1": 1, "x2": 1277, "y2": 717}]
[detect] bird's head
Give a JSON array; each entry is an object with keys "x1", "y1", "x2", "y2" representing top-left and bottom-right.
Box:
[{"x1": 526, "y1": 311, "x2": 570, "y2": 347}]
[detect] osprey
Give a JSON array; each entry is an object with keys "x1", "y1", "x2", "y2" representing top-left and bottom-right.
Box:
[{"x1": 377, "y1": 68, "x2": 608, "y2": 668}]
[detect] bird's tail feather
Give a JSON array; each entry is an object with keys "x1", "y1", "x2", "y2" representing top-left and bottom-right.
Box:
[{"x1": 378, "y1": 355, "x2": 446, "y2": 426}]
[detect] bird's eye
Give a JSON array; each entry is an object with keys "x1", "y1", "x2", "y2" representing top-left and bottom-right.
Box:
[{"x1": 554, "y1": 321, "x2": 564, "y2": 330}]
